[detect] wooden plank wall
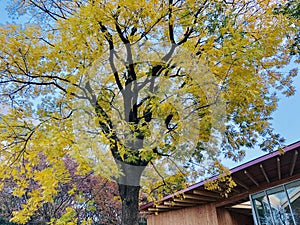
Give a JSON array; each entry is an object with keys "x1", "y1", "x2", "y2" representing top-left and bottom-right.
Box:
[
  {"x1": 147, "y1": 203, "x2": 219, "y2": 225},
  {"x1": 216, "y1": 208, "x2": 238, "y2": 225},
  {"x1": 217, "y1": 208, "x2": 254, "y2": 225}
]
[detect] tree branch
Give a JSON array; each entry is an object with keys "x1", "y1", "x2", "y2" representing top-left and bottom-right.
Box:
[{"x1": 98, "y1": 22, "x2": 124, "y2": 92}]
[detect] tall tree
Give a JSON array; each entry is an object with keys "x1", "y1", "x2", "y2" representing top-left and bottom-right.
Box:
[{"x1": 0, "y1": 0, "x2": 298, "y2": 224}]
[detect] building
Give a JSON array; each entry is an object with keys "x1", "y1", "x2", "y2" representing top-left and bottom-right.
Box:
[{"x1": 140, "y1": 141, "x2": 300, "y2": 225}]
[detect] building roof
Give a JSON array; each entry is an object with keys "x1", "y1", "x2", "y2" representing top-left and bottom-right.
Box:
[{"x1": 140, "y1": 140, "x2": 300, "y2": 214}]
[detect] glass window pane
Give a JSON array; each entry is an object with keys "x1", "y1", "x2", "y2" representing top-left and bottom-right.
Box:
[
  {"x1": 286, "y1": 180, "x2": 300, "y2": 224},
  {"x1": 251, "y1": 180, "x2": 300, "y2": 225},
  {"x1": 252, "y1": 192, "x2": 274, "y2": 225},
  {"x1": 266, "y1": 186, "x2": 294, "y2": 225}
]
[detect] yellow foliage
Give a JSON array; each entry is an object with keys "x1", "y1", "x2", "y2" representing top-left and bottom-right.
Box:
[{"x1": 0, "y1": 0, "x2": 298, "y2": 223}]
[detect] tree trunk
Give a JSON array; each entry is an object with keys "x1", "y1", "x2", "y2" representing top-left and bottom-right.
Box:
[
  {"x1": 117, "y1": 161, "x2": 146, "y2": 225},
  {"x1": 119, "y1": 183, "x2": 140, "y2": 225}
]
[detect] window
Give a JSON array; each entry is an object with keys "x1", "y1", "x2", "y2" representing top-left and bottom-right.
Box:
[{"x1": 250, "y1": 179, "x2": 300, "y2": 225}]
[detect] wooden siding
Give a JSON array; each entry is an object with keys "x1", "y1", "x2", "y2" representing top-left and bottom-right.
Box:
[
  {"x1": 147, "y1": 203, "x2": 218, "y2": 225},
  {"x1": 217, "y1": 208, "x2": 254, "y2": 225},
  {"x1": 217, "y1": 208, "x2": 237, "y2": 225}
]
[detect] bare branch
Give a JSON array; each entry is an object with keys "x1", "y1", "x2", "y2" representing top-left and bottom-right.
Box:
[{"x1": 98, "y1": 22, "x2": 124, "y2": 92}]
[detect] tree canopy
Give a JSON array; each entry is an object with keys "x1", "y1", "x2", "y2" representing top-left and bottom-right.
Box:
[
  {"x1": 0, "y1": 0, "x2": 299, "y2": 224},
  {"x1": 274, "y1": 0, "x2": 300, "y2": 57}
]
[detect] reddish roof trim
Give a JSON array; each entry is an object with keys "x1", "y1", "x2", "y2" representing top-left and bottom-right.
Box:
[
  {"x1": 230, "y1": 140, "x2": 300, "y2": 173},
  {"x1": 140, "y1": 140, "x2": 300, "y2": 210}
]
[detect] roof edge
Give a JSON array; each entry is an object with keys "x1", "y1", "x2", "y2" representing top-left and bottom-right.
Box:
[{"x1": 140, "y1": 140, "x2": 300, "y2": 211}]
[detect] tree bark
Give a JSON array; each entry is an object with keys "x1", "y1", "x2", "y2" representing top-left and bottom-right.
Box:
[
  {"x1": 119, "y1": 183, "x2": 141, "y2": 225},
  {"x1": 117, "y1": 161, "x2": 146, "y2": 225}
]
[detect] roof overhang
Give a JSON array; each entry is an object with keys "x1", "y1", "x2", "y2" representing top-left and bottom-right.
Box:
[{"x1": 140, "y1": 141, "x2": 300, "y2": 214}]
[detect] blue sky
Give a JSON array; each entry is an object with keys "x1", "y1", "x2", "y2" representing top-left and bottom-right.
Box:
[
  {"x1": 0, "y1": 2, "x2": 12, "y2": 24},
  {"x1": 0, "y1": 2, "x2": 299, "y2": 167}
]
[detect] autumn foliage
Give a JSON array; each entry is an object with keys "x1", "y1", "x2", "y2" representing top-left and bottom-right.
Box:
[
  {"x1": 0, "y1": 0, "x2": 299, "y2": 224},
  {"x1": 0, "y1": 156, "x2": 121, "y2": 224}
]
